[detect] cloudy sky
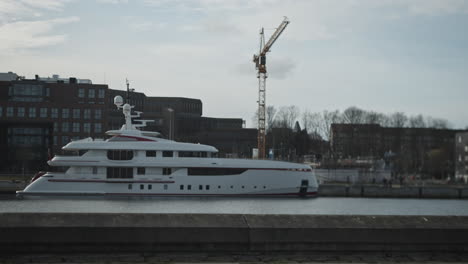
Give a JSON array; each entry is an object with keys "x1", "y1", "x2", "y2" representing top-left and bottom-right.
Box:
[{"x1": 1, "y1": 0, "x2": 467, "y2": 128}]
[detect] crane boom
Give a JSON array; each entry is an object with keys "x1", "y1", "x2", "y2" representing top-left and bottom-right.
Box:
[
  {"x1": 261, "y1": 17, "x2": 289, "y2": 55},
  {"x1": 253, "y1": 17, "x2": 289, "y2": 159}
]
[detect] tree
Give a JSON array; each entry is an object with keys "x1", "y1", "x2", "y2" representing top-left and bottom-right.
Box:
[
  {"x1": 389, "y1": 112, "x2": 408, "y2": 127},
  {"x1": 342, "y1": 106, "x2": 365, "y2": 124},
  {"x1": 301, "y1": 110, "x2": 321, "y2": 135},
  {"x1": 276, "y1": 105, "x2": 300, "y2": 129},
  {"x1": 364, "y1": 111, "x2": 384, "y2": 125},
  {"x1": 426, "y1": 117, "x2": 449, "y2": 129},
  {"x1": 266, "y1": 105, "x2": 277, "y2": 130},
  {"x1": 408, "y1": 114, "x2": 426, "y2": 128}
]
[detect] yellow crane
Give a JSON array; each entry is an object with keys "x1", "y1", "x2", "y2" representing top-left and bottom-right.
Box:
[{"x1": 253, "y1": 17, "x2": 289, "y2": 159}]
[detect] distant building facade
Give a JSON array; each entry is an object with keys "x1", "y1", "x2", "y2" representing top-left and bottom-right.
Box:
[
  {"x1": 455, "y1": 132, "x2": 468, "y2": 182},
  {"x1": 331, "y1": 123, "x2": 467, "y2": 177},
  {"x1": 0, "y1": 72, "x2": 256, "y2": 174}
]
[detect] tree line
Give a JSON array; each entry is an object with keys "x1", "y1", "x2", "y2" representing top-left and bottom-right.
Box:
[{"x1": 254, "y1": 105, "x2": 452, "y2": 140}]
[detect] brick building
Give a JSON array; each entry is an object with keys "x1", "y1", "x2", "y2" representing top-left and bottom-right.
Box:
[
  {"x1": 331, "y1": 123, "x2": 467, "y2": 176},
  {"x1": 455, "y1": 132, "x2": 468, "y2": 182},
  {"x1": 0, "y1": 73, "x2": 256, "y2": 173}
]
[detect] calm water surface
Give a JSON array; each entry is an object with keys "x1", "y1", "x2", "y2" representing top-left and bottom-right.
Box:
[{"x1": 0, "y1": 196, "x2": 467, "y2": 215}]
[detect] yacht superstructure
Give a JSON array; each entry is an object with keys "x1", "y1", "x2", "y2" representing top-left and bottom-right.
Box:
[{"x1": 17, "y1": 96, "x2": 318, "y2": 198}]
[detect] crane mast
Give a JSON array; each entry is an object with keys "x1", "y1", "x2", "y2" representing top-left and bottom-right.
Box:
[{"x1": 253, "y1": 17, "x2": 289, "y2": 159}]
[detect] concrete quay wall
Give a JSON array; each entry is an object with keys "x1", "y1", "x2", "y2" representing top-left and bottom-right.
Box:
[
  {"x1": 0, "y1": 213, "x2": 467, "y2": 254},
  {"x1": 319, "y1": 184, "x2": 468, "y2": 199}
]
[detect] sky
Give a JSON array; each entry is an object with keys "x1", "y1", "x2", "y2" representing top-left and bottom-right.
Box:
[{"x1": 0, "y1": 0, "x2": 467, "y2": 128}]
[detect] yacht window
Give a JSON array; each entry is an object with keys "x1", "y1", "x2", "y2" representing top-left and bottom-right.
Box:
[
  {"x1": 140, "y1": 184, "x2": 144, "y2": 190},
  {"x1": 162, "y1": 151, "x2": 173, "y2": 157},
  {"x1": 162, "y1": 168, "x2": 172, "y2": 175},
  {"x1": 146, "y1": 150, "x2": 156, "y2": 157},
  {"x1": 206, "y1": 185, "x2": 210, "y2": 190},
  {"x1": 128, "y1": 184, "x2": 132, "y2": 190},
  {"x1": 179, "y1": 151, "x2": 207, "y2": 158},
  {"x1": 137, "y1": 167, "x2": 145, "y2": 175},
  {"x1": 92, "y1": 167, "x2": 98, "y2": 174},
  {"x1": 148, "y1": 184, "x2": 152, "y2": 190},
  {"x1": 187, "y1": 168, "x2": 247, "y2": 176},
  {"x1": 180, "y1": 185, "x2": 184, "y2": 190},
  {"x1": 199, "y1": 185, "x2": 202, "y2": 190},
  {"x1": 106, "y1": 167, "x2": 133, "y2": 179},
  {"x1": 164, "y1": 184, "x2": 168, "y2": 190},
  {"x1": 218, "y1": 185, "x2": 221, "y2": 189},
  {"x1": 188, "y1": 185, "x2": 191, "y2": 190},
  {"x1": 107, "y1": 150, "x2": 133, "y2": 160}
]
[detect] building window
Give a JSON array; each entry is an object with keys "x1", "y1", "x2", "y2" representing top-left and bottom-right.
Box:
[
  {"x1": 78, "y1": 88, "x2": 85, "y2": 98},
  {"x1": 0, "y1": 106, "x2": 2, "y2": 117},
  {"x1": 83, "y1": 123, "x2": 91, "y2": 133},
  {"x1": 6, "y1": 107, "x2": 13, "y2": 117},
  {"x1": 84, "y1": 109, "x2": 91, "y2": 119},
  {"x1": 137, "y1": 167, "x2": 145, "y2": 175},
  {"x1": 98, "y1": 88, "x2": 105, "y2": 98},
  {"x1": 146, "y1": 150, "x2": 156, "y2": 157},
  {"x1": 73, "y1": 109, "x2": 80, "y2": 119},
  {"x1": 107, "y1": 150, "x2": 134, "y2": 160},
  {"x1": 163, "y1": 151, "x2": 173, "y2": 157},
  {"x1": 62, "y1": 122, "x2": 69, "y2": 132},
  {"x1": 94, "y1": 123, "x2": 102, "y2": 133},
  {"x1": 163, "y1": 168, "x2": 172, "y2": 175},
  {"x1": 53, "y1": 122, "x2": 58, "y2": 132},
  {"x1": 106, "y1": 167, "x2": 133, "y2": 179},
  {"x1": 72, "y1": 122, "x2": 80, "y2": 132},
  {"x1": 62, "y1": 136, "x2": 69, "y2": 144},
  {"x1": 465, "y1": 146, "x2": 468, "y2": 152},
  {"x1": 92, "y1": 167, "x2": 98, "y2": 174},
  {"x1": 40, "y1": 108, "x2": 47, "y2": 118},
  {"x1": 51, "y1": 108, "x2": 58, "y2": 118},
  {"x1": 94, "y1": 109, "x2": 101, "y2": 119},
  {"x1": 62, "y1": 108, "x2": 69, "y2": 118},
  {"x1": 88, "y1": 89, "x2": 95, "y2": 98},
  {"x1": 53, "y1": 136, "x2": 57, "y2": 145},
  {"x1": 28, "y1": 107, "x2": 36, "y2": 118},
  {"x1": 17, "y1": 107, "x2": 25, "y2": 117}
]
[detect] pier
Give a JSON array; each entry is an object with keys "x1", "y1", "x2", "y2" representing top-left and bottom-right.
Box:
[{"x1": 1, "y1": 213, "x2": 467, "y2": 255}]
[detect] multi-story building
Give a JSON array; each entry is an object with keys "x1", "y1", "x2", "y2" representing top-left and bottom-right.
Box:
[
  {"x1": 0, "y1": 75, "x2": 108, "y2": 173},
  {"x1": 455, "y1": 132, "x2": 468, "y2": 182},
  {"x1": 0, "y1": 72, "x2": 256, "y2": 174},
  {"x1": 331, "y1": 123, "x2": 467, "y2": 177}
]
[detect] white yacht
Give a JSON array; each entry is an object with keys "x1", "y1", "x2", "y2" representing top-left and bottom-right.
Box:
[{"x1": 17, "y1": 96, "x2": 318, "y2": 198}]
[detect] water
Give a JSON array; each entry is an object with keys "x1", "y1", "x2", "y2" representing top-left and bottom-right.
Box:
[{"x1": 0, "y1": 195, "x2": 467, "y2": 215}]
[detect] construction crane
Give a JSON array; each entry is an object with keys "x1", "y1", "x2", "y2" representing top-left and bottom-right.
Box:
[{"x1": 253, "y1": 17, "x2": 289, "y2": 159}]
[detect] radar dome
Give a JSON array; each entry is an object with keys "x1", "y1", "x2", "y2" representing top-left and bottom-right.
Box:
[{"x1": 114, "y1": 95, "x2": 123, "y2": 107}]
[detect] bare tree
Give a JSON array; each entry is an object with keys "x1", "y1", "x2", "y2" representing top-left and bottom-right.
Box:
[
  {"x1": 302, "y1": 110, "x2": 321, "y2": 135},
  {"x1": 389, "y1": 112, "x2": 408, "y2": 127},
  {"x1": 426, "y1": 117, "x2": 450, "y2": 129},
  {"x1": 364, "y1": 111, "x2": 384, "y2": 124},
  {"x1": 276, "y1": 105, "x2": 300, "y2": 129},
  {"x1": 266, "y1": 105, "x2": 277, "y2": 130},
  {"x1": 408, "y1": 114, "x2": 426, "y2": 128},
  {"x1": 319, "y1": 110, "x2": 341, "y2": 141},
  {"x1": 342, "y1": 106, "x2": 365, "y2": 124}
]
